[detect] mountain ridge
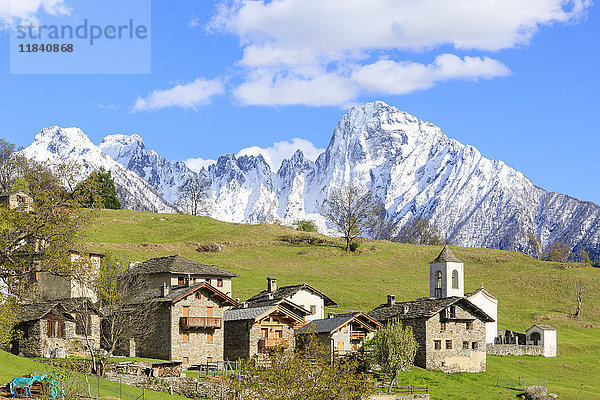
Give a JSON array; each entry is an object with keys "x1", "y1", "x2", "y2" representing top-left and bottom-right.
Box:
[{"x1": 20, "y1": 102, "x2": 600, "y2": 262}]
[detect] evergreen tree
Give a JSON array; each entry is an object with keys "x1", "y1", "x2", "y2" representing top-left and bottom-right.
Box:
[{"x1": 76, "y1": 167, "x2": 121, "y2": 209}]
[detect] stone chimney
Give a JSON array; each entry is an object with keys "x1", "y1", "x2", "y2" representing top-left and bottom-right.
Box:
[
  {"x1": 267, "y1": 277, "x2": 277, "y2": 293},
  {"x1": 387, "y1": 294, "x2": 396, "y2": 306},
  {"x1": 161, "y1": 282, "x2": 170, "y2": 297}
]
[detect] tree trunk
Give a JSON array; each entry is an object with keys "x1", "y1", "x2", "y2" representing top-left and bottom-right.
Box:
[
  {"x1": 346, "y1": 237, "x2": 351, "y2": 253},
  {"x1": 574, "y1": 299, "x2": 582, "y2": 318}
]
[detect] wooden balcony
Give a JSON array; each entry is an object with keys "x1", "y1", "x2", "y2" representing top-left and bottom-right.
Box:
[
  {"x1": 259, "y1": 338, "x2": 289, "y2": 349},
  {"x1": 350, "y1": 332, "x2": 366, "y2": 341},
  {"x1": 180, "y1": 316, "x2": 222, "y2": 329}
]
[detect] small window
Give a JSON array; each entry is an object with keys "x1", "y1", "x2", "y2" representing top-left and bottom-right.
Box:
[
  {"x1": 182, "y1": 333, "x2": 189, "y2": 343},
  {"x1": 449, "y1": 306, "x2": 456, "y2": 319},
  {"x1": 182, "y1": 306, "x2": 189, "y2": 317},
  {"x1": 178, "y1": 276, "x2": 185, "y2": 285},
  {"x1": 338, "y1": 341, "x2": 344, "y2": 351},
  {"x1": 183, "y1": 357, "x2": 189, "y2": 364},
  {"x1": 466, "y1": 321, "x2": 473, "y2": 330},
  {"x1": 440, "y1": 322, "x2": 446, "y2": 331},
  {"x1": 434, "y1": 340, "x2": 441, "y2": 350},
  {"x1": 205, "y1": 278, "x2": 211, "y2": 284},
  {"x1": 472, "y1": 342, "x2": 478, "y2": 350},
  {"x1": 195, "y1": 292, "x2": 202, "y2": 300},
  {"x1": 274, "y1": 330, "x2": 282, "y2": 338},
  {"x1": 207, "y1": 333, "x2": 213, "y2": 343},
  {"x1": 206, "y1": 307, "x2": 213, "y2": 317},
  {"x1": 463, "y1": 341, "x2": 469, "y2": 349},
  {"x1": 47, "y1": 320, "x2": 64, "y2": 338},
  {"x1": 446, "y1": 340, "x2": 453, "y2": 349},
  {"x1": 310, "y1": 305, "x2": 316, "y2": 315},
  {"x1": 261, "y1": 328, "x2": 268, "y2": 339},
  {"x1": 216, "y1": 279, "x2": 223, "y2": 287},
  {"x1": 207, "y1": 357, "x2": 213, "y2": 363},
  {"x1": 76, "y1": 313, "x2": 92, "y2": 336},
  {"x1": 436, "y1": 271, "x2": 442, "y2": 289}
]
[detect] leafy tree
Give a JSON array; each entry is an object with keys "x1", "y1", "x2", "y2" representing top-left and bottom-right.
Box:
[
  {"x1": 363, "y1": 320, "x2": 419, "y2": 392},
  {"x1": 293, "y1": 219, "x2": 318, "y2": 232},
  {"x1": 577, "y1": 249, "x2": 591, "y2": 264},
  {"x1": 319, "y1": 183, "x2": 382, "y2": 253},
  {"x1": 230, "y1": 335, "x2": 375, "y2": 399},
  {"x1": 75, "y1": 167, "x2": 121, "y2": 209},
  {"x1": 527, "y1": 232, "x2": 542, "y2": 259},
  {"x1": 0, "y1": 139, "x2": 93, "y2": 343},
  {"x1": 396, "y1": 217, "x2": 445, "y2": 246},
  {"x1": 542, "y1": 241, "x2": 571, "y2": 262},
  {"x1": 176, "y1": 174, "x2": 210, "y2": 216}
]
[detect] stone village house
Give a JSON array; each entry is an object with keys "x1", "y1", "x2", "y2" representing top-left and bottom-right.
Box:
[
  {"x1": 295, "y1": 312, "x2": 382, "y2": 357},
  {"x1": 122, "y1": 255, "x2": 240, "y2": 365},
  {"x1": 369, "y1": 247, "x2": 495, "y2": 373},
  {"x1": 224, "y1": 298, "x2": 310, "y2": 361},
  {"x1": 10, "y1": 297, "x2": 101, "y2": 358}
]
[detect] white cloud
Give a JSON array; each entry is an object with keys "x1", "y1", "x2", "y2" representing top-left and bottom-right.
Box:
[
  {"x1": 132, "y1": 78, "x2": 224, "y2": 112},
  {"x1": 185, "y1": 157, "x2": 217, "y2": 172},
  {"x1": 236, "y1": 138, "x2": 324, "y2": 172},
  {"x1": 0, "y1": 0, "x2": 70, "y2": 27},
  {"x1": 352, "y1": 54, "x2": 511, "y2": 95},
  {"x1": 188, "y1": 14, "x2": 200, "y2": 28},
  {"x1": 208, "y1": 0, "x2": 590, "y2": 106}
]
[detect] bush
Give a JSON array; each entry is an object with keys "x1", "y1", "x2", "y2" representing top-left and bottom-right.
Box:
[
  {"x1": 349, "y1": 242, "x2": 360, "y2": 252},
  {"x1": 294, "y1": 219, "x2": 318, "y2": 233},
  {"x1": 279, "y1": 234, "x2": 329, "y2": 246}
]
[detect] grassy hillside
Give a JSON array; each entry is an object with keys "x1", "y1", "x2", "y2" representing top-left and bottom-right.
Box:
[{"x1": 78, "y1": 210, "x2": 600, "y2": 398}]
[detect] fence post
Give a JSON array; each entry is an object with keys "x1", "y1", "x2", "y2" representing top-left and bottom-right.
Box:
[{"x1": 119, "y1": 376, "x2": 122, "y2": 400}]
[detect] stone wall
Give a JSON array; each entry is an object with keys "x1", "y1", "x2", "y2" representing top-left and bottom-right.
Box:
[
  {"x1": 486, "y1": 344, "x2": 544, "y2": 356},
  {"x1": 224, "y1": 320, "x2": 251, "y2": 360},
  {"x1": 135, "y1": 303, "x2": 172, "y2": 361}
]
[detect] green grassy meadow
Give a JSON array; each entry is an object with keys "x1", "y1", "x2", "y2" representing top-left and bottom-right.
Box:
[{"x1": 4, "y1": 208, "x2": 599, "y2": 399}]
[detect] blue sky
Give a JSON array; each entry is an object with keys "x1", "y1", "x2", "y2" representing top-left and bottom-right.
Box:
[{"x1": 0, "y1": 0, "x2": 599, "y2": 204}]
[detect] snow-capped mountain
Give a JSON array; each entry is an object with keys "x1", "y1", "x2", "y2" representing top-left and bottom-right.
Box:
[
  {"x1": 22, "y1": 127, "x2": 176, "y2": 213},
  {"x1": 21, "y1": 102, "x2": 600, "y2": 261}
]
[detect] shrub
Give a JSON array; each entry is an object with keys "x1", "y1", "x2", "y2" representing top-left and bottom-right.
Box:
[
  {"x1": 293, "y1": 219, "x2": 318, "y2": 233},
  {"x1": 349, "y1": 242, "x2": 360, "y2": 252}
]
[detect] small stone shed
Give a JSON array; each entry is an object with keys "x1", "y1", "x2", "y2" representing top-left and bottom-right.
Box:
[
  {"x1": 526, "y1": 324, "x2": 557, "y2": 357},
  {"x1": 10, "y1": 297, "x2": 101, "y2": 357}
]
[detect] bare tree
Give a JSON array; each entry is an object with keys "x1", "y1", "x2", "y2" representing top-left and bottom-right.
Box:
[
  {"x1": 370, "y1": 212, "x2": 398, "y2": 241},
  {"x1": 95, "y1": 255, "x2": 157, "y2": 375},
  {"x1": 396, "y1": 217, "x2": 446, "y2": 246},
  {"x1": 319, "y1": 183, "x2": 382, "y2": 253},
  {"x1": 527, "y1": 232, "x2": 542, "y2": 260},
  {"x1": 176, "y1": 174, "x2": 211, "y2": 216},
  {"x1": 542, "y1": 241, "x2": 571, "y2": 262},
  {"x1": 573, "y1": 281, "x2": 587, "y2": 318}
]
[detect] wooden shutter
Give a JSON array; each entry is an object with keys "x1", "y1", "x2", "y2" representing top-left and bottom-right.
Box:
[
  {"x1": 47, "y1": 320, "x2": 53, "y2": 337},
  {"x1": 182, "y1": 306, "x2": 189, "y2": 317}
]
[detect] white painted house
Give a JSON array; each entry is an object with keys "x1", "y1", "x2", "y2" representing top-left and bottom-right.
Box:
[
  {"x1": 526, "y1": 324, "x2": 557, "y2": 357},
  {"x1": 430, "y1": 246, "x2": 498, "y2": 344},
  {"x1": 245, "y1": 278, "x2": 337, "y2": 322}
]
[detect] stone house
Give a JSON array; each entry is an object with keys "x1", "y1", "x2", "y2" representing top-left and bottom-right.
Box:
[
  {"x1": 128, "y1": 255, "x2": 239, "y2": 297},
  {"x1": 223, "y1": 298, "x2": 310, "y2": 361},
  {"x1": 35, "y1": 250, "x2": 104, "y2": 302},
  {"x1": 10, "y1": 297, "x2": 101, "y2": 357},
  {"x1": 0, "y1": 191, "x2": 33, "y2": 211},
  {"x1": 244, "y1": 277, "x2": 336, "y2": 322},
  {"x1": 295, "y1": 312, "x2": 382, "y2": 357},
  {"x1": 369, "y1": 295, "x2": 493, "y2": 373},
  {"x1": 130, "y1": 281, "x2": 237, "y2": 365}
]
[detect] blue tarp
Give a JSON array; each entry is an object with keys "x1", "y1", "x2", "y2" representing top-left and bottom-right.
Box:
[{"x1": 9, "y1": 374, "x2": 62, "y2": 398}]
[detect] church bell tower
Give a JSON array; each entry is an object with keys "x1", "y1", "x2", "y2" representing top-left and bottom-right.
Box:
[{"x1": 430, "y1": 246, "x2": 464, "y2": 298}]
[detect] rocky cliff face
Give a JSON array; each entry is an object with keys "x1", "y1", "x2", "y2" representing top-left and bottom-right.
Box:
[{"x1": 21, "y1": 102, "x2": 600, "y2": 261}]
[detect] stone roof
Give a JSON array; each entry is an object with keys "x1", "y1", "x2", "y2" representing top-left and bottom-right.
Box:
[
  {"x1": 224, "y1": 299, "x2": 310, "y2": 322},
  {"x1": 368, "y1": 296, "x2": 494, "y2": 323},
  {"x1": 17, "y1": 302, "x2": 74, "y2": 323},
  {"x1": 130, "y1": 282, "x2": 237, "y2": 306},
  {"x1": 464, "y1": 287, "x2": 498, "y2": 300},
  {"x1": 528, "y1": 324, "x2": 556, "y2": 331},
  {"x1": 132, "y1": 255, "x2": 239, "y2": 277},
  {"x1": 295, "y1": 315, "x2": 355, "y2": 335},
  {"x1": 245, "y1": 283, "x2": 336, "y2": 306},
  {"x1": 431, "y1": 246, "x2": 462, "y2": 263}
]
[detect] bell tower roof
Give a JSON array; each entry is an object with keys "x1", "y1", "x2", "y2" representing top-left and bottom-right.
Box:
[{"x1": 432, "y1": 245, "x2": 462, "y2": 263}]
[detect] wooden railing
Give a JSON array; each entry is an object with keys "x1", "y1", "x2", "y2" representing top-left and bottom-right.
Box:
[
  {"x1": 349, "y1": 332, "x2": 366, "y2": 340},
  {"x1": 259, "y1": 338, "x2": 289, "y2": 349},
  {"x1": 179, "y1": 316, "x2": 222, "y2": 329},
  {"x1": 390, "y1": 385, "x2": 429, "y2": 395}
]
